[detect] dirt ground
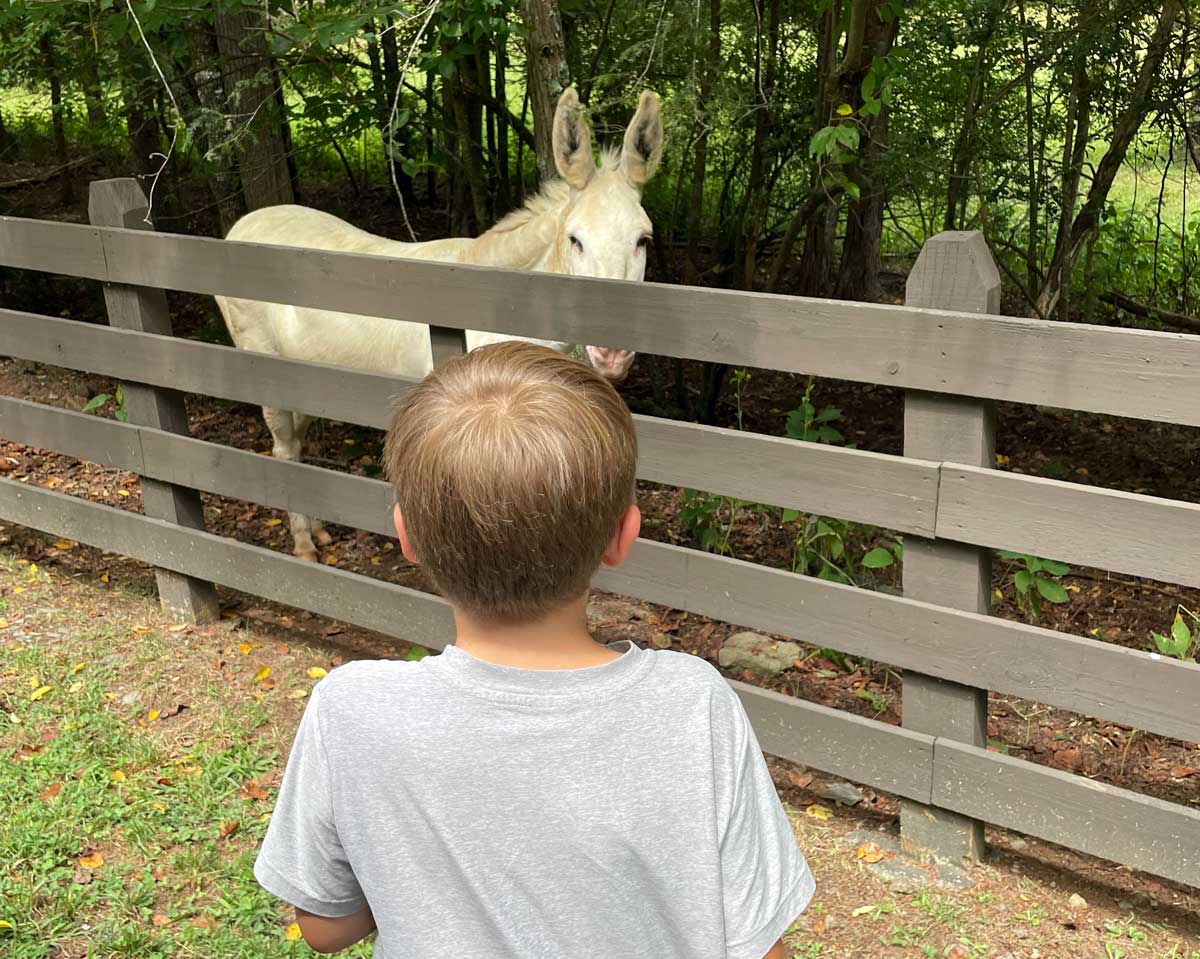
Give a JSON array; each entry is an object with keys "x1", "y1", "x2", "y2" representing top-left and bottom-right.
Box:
[{"x1": 3, "y1": 548, "x2": 1199, "y2": 958}]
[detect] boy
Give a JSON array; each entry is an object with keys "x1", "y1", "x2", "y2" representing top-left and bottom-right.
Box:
[{"x1": 254, "y1": 341, "x2": 814, "y2": 957}]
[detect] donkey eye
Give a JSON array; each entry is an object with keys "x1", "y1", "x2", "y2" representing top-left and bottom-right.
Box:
[{"x1": 569, "y1": 234, "x2": 583, "y2": 252}]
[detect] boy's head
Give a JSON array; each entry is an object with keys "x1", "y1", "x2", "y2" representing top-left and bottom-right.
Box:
[{"x1": 384, "y1": 341, "x2": 640, "y2": 624}]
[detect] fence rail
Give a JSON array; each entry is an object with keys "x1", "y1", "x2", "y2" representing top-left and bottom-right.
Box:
[
  {"x1": 5, "y1": 214, "x2": 1200, "y2": 426},
  {"x1": 2, "y1": 181, "x2": 1199, "y2": 888}
]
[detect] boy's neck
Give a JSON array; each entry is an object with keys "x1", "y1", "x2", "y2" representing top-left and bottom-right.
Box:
[{"x1": 451, "y1": 594, "x2": 620, "y2": 670}]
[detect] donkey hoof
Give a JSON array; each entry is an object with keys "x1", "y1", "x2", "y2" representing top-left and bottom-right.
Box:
[
  {"x1": 314, "y1": 528, "x2": 333, "y2": 547},
  {"x1": 296, "y1": 547, "x2": 319, "y2": 563}
]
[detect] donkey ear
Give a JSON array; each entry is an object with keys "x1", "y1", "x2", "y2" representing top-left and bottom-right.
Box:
[
  {"x1": 552, "y1": 87, "x2": 596, "y2": 190},
  {"x1": 621, "y1": 90, "x2": 664, "y2": 188}
]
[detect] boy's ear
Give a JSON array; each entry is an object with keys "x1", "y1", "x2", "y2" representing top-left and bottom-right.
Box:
[
  {"x1": 600, "y1": 504, "x2": 641, "y2": 568},
  {"x1": 393, "y1": 504, "x2": 420, "y2": 564}
]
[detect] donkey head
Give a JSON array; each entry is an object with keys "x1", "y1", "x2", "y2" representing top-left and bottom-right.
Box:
[{"x1": 552, "y1": 87, "x2": 664, "y2": 381}]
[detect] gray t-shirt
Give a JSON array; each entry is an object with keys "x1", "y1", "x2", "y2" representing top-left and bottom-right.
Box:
[{"x1": 254, "y1": 641, "x2": 814, "y2": 959}]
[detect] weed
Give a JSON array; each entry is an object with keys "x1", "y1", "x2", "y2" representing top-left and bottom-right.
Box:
[
  {"x1": 784, "y1": 378, "x2": 847, "y2": 446},
  {"x1": 82, "y1": 385, "x2": 129, "y2": 423},
  {"x1": 1151, "y1": 606, "x2": 1197, "y2": 662},
  {"x1": 997, "y1": 551, "x2": 1070, "y2": 621},
  {"x1": 855, "y1": 687, "x2": 890, "y2": 715}
]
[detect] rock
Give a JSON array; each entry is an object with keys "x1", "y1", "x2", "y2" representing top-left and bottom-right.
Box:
[
  {"x1": 717, "y1": 632, "x2": 801, "y2": 677},
  {"x1": 933, "y1": 861, "x2": 973, "y2": 892},
  {"x1": 1008, "y1": 837, "x2": 1029, "y2": 852},
  {"x1": 1118, "y1": 899, "x2": 1133, "y2": 912},
  {"x1": 871, "y1": 856, "x2": 929, "y2": 894},
  {"x1": 1068, "y1": 893, "x2": 1088, "y2": 910},
  {"x1": 120, "y1": 690, "x2": 142, "y2": 706},
  {"x1": 815, "y1": 781, "x2": 864, "y2": 806}
]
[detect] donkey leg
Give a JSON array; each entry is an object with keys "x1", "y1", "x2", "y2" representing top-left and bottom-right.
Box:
[
  {"x1": 264, "y1": 406, "x2": 319, "y2": 562},
  {"x1": 292, "y1": 412, "x2": 334, "y2": 547}
]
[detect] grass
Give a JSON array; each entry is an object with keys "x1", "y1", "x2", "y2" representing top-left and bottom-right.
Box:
[
  {"x1": 0, "y1": 557, "x2": 369, "y2": 957},
  {"x1": 3, "y1": 546, "x2": 1200, "y2": 959}
]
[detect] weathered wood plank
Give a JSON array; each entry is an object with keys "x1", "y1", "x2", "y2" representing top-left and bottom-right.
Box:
[
  {"x1": 6, "y1": 395, "x2": 1200, "y2": 744},
  {"x1": 598, "y1": 540, "x2": 1200, "y2": 746},
  {"x1": 0, "y1": 477, "x2": 455, "y2": 646},
  {"x1": 732, "y1": 679, "x2": 934, "y2": 803},
  {"x1": 0, "y1": 309, "x2": 405, "y2": 429},
  {"x1": 5, "y1": 214, "x2": 1200, "y2": 425},
  {"x1": 0, "y1": 314, "x2": 939, "y2": 533},
  {"x1": 0, "y1": 216, "x2": 106, "y2": 279},
  {"x1": 899, "y1": 232, "x2": 998, "y2": 864},
  {"x1": 636, "y1": 416, "x2": 937, "y2": 535},
  {"x1": 933, "y1": 740, "x2": 1200, "y2": 889},
  {"x1": 938, "y1": 465, "x2": 1200, "y2": 589},
  {"x1": 0, "y1": 477, "x2": 935, "y2": 802},
  {"x1": 88, "y1": 179, "x2": 218, "y2": 624}
]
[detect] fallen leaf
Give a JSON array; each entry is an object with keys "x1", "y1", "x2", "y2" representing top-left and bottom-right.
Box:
[
  {"x1": 285, "y1": 922, "x2": 302, "y2": 941},
  {"x1": 322, "y1": 554, "x2": 338, "y2": 566},
  {"x1": 274, "y1": 644, "x2": 290, "y2": 654},
  {"x1": 370, "y1": 556, "x2": 381, "y2": 565},
  {"x1": 190, "y1": 915, "x2": 217, "y2": 931},
  {"x1": 1170, "y1": 766, "x2": 1199, "y2": 778},
  {"x1": 320, "y1": 625, "x2": 343, "y2": 637},
  {"x1": 167, "y1": 624, "x2": 188, "y2": 633},
  {"x1": 253, "y1": 667, "x2": 271, "y2": 683},
  {"x1": 306, "y1": 667, "x2": 328, "y2": 679},
  {"x1": 111, "y1": 770, "x2": 126, "y2": 783},
  {"x1": 78, "y1": 851, "x2": 104, "y2": 869},
  {"x1": 287, "y1": 689, "x2": 308, "y2": 700},
  {"x1": 786, "y1": 771, "x2": 814, "y2": 790},
  {"x1": 805, "y1": 804, "x2": 833, "y2": 821},
  {"x1": 239, "y1": 643, "x2": 255, "y2": 655},
  {"x1": 811, "y1": 915, "x2": 826, "y2": 935},
  {"x1": 238, "y1": 779, "x2": 269, "y2": 801},
  {"x1": 151, "y1": 913, "x2": 171, "y2": 928},
  {"x1": 854, "y1": 841, "x2": 889, "y2": 864},
  {"x1": 155, "y1": 776, "x2": 173, "y2": 786},
  {"x1": 219, "y1": 820, "x2": 240, "y2": 839},
  {"x1": 158, "y1": 703, "x2": 188, "y2": 719},
  {"x1": 117, "y1": 489, "x2": 130, "y2": 497},
  {"x1": 71, "y1": 662, "x2": 87, "y2": 674},
  {"x1": 132, "y1": 626, "x2": 153, "y2": 635},
  {"x1": 265, "y1": 518, "x2": 283, "y2": 527},
  {"x1": 180, "y1": 764, "x2": 203, "y2": 776},
  {"x1": 39, "y1": 782, "x2": 62, "y2": 800},
  {"x1": 30, "y1": 685, "x2": 52, "y2": 702},
  {"x1": 147, "y1": 709, "x2": 160, "y2": 722},
  {"x1": 851, "y1": 905, "x2": 876, "y2": 917},
  {"x1": 150, "y1": 801, "x2": 167, "y2": 813},
  {"x1": 68, "y1": 681, "x2": 83, "y2": 694},
  {"x1": 54, "y1": 539, "x2": 75, "y2": 550},
  {"x1": 100, "y1": 573, "x2": 110, "y2": 583},
  {"x1": 259, "y1": 678, "x2": 276, "y2": 691}
]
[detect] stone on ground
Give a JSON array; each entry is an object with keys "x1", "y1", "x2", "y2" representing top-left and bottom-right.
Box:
[{"x1": 717, "y1": 632, "x2": 800, "y2": 676}]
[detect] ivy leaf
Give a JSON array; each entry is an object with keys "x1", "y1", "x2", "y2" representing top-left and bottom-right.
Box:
[
  {"x1": 82, "y1": 394, "x2": 110, "y2": 413},
  {"x1": 1035, "y1": 578, "x2": 1068, "y2": 604},
  {"x1": 1171, "y1": 615, "x2": 1192, "y2": 647},
  {"x1": 861, "y1": 548, "x2": 895, "y2": 569},
  {"x1": 835, "y1": 103, "x2": 854, "y2": 116},
  {"x1": 1014, "y1": 570, "x2": 1033, "y2": 594}
]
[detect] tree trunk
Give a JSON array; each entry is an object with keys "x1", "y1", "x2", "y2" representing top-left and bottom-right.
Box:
[
  {"x1": 834, "y1": 1, "x2": 900, "y2": 302},
  {"x1": 380, "y1": 16, "x2": 416, "y2": 202},
  {"x1": 943, "y1": 0, "x2": 1002, "y2": 231},
  {"x1": 181, "y1": 27, "x2": 246, "y2": 233},
  {"x1": 40, "y1": 35, "x2": 73, "y2": 205},
  {"x1": 425, "y1": 69, "x2": 438, "y2": 202},
  {"x1": 1038, "y1": 0, "x2": 1183, "y2": 315},
  {"x1": 116, "y1": 31, "x2": 163, "y2": 187},
  {"x1": 80, "y1": 45, "x2": 108, "y2": 129},
  {"x1": 213, "y1": 7, "x2": 295, "y2": 210},
  {"x1": 0, "y1": 103, "x2": 14, "y2": 158},
  {"x1": 739, "y1": 0, "x2": 780, "y2": 290},
  {"x1": 520, "y1": 0, "x2": 570, "y2": 183},
  {"x1": 1044, "y1": 48, "x2": 1091, "y2": 320},
  {"x1": 684, "y1": 0, "x2": 722, "y2": 286},
  {"x1": 495, "y1": 37, "x2": 511, "y2": 212}
]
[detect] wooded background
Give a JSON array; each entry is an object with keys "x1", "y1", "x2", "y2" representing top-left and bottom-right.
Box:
[{"x1": 0, "y1": 0, "x2": 1196, "y2": 342}]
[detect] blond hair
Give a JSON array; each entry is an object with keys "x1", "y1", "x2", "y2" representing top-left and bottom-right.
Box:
[{"x1": 384, "y1": 341, "x2": 638, "y2": 623}]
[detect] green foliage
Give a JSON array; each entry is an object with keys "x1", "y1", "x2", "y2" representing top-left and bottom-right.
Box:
[
  {"x1": 678, "y1": 488, "x2": 741, "y2": 557},
  {"x1": 82, "y1": 385, "x2": 128, "y2": 423},
  {"x1": 998, "y1": 551, "x2": 1070, "y2": 621},
  {"x1": 784, "y1": 380, "x2": 845, "y2": 446},
  {"x1": 1151, "y1": 607, "x2": 1197, "y2": 662}
]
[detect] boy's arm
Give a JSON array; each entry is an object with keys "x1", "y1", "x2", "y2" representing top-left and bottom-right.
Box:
[{"x1": 296, "y1": 904, "x2": 376, "y2": 953}]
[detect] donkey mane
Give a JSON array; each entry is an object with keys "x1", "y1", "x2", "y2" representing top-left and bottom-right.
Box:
[{"x1": 488, "y1": 149, "x2": 623, "y2": 236}]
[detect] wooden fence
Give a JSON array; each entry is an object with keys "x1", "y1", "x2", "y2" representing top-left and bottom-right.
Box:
[{"x1": 1, "y1": 178, "x2": 1198, "y2": 887}]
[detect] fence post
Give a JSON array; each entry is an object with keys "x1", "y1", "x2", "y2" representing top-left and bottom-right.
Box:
[
  {"x1": 88, "y1": 178, "x2": 220, "y2": 624},
  {"x1": 429, "y1": 326, "x2": 468, "y2": 368},
  {"x1": 900, "y1": 230, "x2": 1000, "y2": 866}
]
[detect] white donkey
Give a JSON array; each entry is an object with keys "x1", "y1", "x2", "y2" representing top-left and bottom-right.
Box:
[{"x1": 217, "y1": 87, "x2": 664, "y2": 561}]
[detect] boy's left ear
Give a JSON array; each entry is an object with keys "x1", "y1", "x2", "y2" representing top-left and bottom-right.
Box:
[
  {"x1": 600, "y1": 505, "x2": 641, "y2": 568},
  {"x1": 393, "y1": 504, "x2": 419, "y2": 564}
]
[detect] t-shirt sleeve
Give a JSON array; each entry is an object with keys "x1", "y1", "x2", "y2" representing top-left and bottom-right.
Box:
[
  {"x1": 254, "y1": 683, "x2": 367, "y2": 917},
  {"x1": 715, "y1": 685, "x2": 815, "y2": 959}
]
